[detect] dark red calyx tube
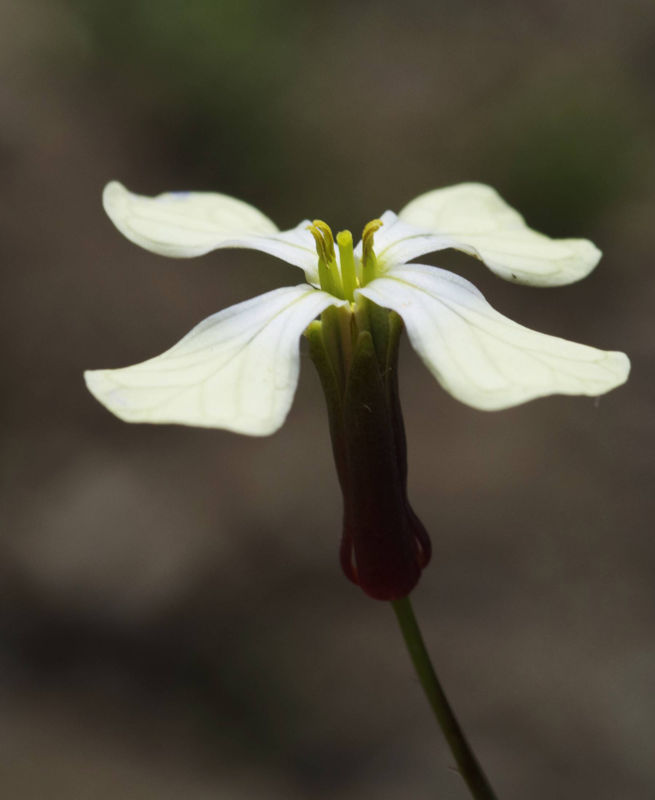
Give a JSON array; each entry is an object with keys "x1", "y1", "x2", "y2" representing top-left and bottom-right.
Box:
[
  {"x1": 306, "y1": 302, "x2": 432, "y2": 601},
  {"x1": 339, "y1": 328, "x2": 430, "y2": 600}
]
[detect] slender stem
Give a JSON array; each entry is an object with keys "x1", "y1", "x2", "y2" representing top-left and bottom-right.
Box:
[{"x1": 391, "y1": 596, "x2": 499, "y2": 800}]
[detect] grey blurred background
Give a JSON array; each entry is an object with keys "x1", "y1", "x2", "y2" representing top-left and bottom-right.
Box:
[{"x1": 1, "y1": 1, "x2": 654, "y2": 798}]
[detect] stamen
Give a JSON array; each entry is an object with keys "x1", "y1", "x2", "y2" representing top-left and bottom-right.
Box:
[
  {"x1": 312, "y1": 220, "x2": 335, "y2": 262},
  {"x1": 362, "y1": 218, "x2": 384, "y2": 243},
  {"x1": 307, "y1": 222, "x2": 342, "y2": 298},
  {"x1": 361, "y1": 218, "x2": 384, "y2": 285},
  {"x1": 306, "y1": 224, "x2": 326, "y2": 259}
]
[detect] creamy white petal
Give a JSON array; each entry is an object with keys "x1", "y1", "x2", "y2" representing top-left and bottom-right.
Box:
[
  {"x1": 85, "y1": 285, "x2": 341, "y2": 434},
  {"x1": 103, "y1": 182, "x2": 319, "y2": 279},
  {"x1": 358, "y1": 264, "x2": 629, "y2": 410},
  {"x1": 398, "y1": 183, "x2": 601, "y2": 286}
]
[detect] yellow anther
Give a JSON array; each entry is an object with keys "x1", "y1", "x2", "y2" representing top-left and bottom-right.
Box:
[
  {"x1": 361, "y1": 218, "x2": 384, "y2": 285},
  {"x1": 307, "y1": 224, "x2": 328, "y2": 262},
  {"x1": 312, "y1": 220, "x2": 336, "y2": 261},
  {"x1": 308, "y1": 221, "x2": 343, "y2": 298},
  {"x1": 362, "y1": 218, "x2": 384, "y2": 250}
]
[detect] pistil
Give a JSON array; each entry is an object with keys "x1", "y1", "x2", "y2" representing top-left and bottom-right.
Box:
[{"x1": 336, "y1": 230, "x2": 357, "y2": 301}]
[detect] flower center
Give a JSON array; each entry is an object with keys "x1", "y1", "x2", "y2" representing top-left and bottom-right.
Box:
[{"x1": 307, "y1": 218, "x2": 383, "y2": 302}]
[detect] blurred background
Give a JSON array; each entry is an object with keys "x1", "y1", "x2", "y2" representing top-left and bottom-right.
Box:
[{"x1": 1, "y1": 0, "x2": 654, "y2": 797}]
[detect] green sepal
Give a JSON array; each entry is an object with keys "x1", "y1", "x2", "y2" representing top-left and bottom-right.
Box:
[{"x1": 306, "y1": 319, "x2": 348, "y2": 485}]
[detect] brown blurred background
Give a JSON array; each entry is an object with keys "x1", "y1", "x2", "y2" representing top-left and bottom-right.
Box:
[{"x1": 1, "y1": 1, "x2": 654, "y2": 798}]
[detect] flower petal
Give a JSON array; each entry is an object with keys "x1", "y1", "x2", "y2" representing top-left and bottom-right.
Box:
[
  {"x1": 103, "y1": 182, "x2": 319, "y2": 279},
  {"x1": 398, "y1": 183, "x2": 601, "y2": 286},
  {"x1": 358, "y1": 264, "x2": 629, "y2": 410},
  {"x1": 85, "y1": 285, "x2": 341, "y2": 434}
]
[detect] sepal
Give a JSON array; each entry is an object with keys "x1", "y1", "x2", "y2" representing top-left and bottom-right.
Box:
[{"x1": 308, "y1": 303, "x2": 431, "y2": 601}]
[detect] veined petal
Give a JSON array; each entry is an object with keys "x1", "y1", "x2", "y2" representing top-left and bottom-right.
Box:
[
  {"x1": 398, "y1": 183, "x2": 601, "y2": 286},
  {"x1": 354, "y1": 210, "x2": 454, "y2": 269},
  {"x1": 358, "y1": 264, "x2": 629, "y2": 411},
  {"x1": 103, "y1": 182, "x2": 319, "y2": 280},
  {"x1": 85, "y1": 285, "x2": 342, "y2": 434}
]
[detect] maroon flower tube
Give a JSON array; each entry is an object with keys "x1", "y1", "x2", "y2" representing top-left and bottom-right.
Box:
[{"x1": 307, "y1": 302, "x2": 431, "y2": 600}]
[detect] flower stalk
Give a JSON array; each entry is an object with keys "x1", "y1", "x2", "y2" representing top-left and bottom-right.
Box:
[{"x1": 392, "y1": 596, "x2": 499, "y2": 800}]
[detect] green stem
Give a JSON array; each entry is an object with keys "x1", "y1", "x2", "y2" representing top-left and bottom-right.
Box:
[{"x1": 391, "y1": 596, "x2": 499, "y2": 800}]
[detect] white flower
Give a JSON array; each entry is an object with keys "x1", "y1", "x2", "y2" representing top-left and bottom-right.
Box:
[{"x1": 85, "y1": 181, "x2": 629, "y2": 434}]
